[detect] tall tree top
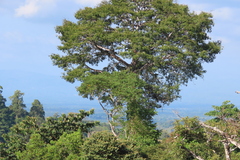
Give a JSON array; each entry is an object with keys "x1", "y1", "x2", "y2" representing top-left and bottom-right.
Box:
[
  {"x1": 51, "y1": 0, "x2": 221, "y2": 106},
  {"x1": 30, "y1": 99, "x2": 45, "y2": 120}
]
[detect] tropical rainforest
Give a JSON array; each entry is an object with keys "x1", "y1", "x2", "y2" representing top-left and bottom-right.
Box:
[{"x1": 1, "y1": 0, "x2": 239, "y2": 159}]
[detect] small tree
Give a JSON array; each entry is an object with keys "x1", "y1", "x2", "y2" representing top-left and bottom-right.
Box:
[
  {"x1": 29, "y1": 99, "x2": 45, "y2": 124},
  {"x1": 9, "y1": 90, "x2": 28, "y2": 123}
]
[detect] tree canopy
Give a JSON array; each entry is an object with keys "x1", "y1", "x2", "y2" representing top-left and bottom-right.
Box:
[
  {"x1": 51, "y1": 0, "x2": 221, "y2": 103},
  {"x1": 51, "y1": 0, "x2": 221, "y2": 139}
]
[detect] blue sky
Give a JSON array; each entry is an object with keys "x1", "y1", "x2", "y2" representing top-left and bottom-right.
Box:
[{"x1": 1, "y1": 0, "x2": 240, "y2": 113}]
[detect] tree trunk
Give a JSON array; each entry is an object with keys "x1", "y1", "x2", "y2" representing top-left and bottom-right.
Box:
[
  {"x1": 222, "y1": 141, "x2": 231, "y2": 160},
  {"x1": 98, "y1": 100, "x2": 118, "y2": 137}
]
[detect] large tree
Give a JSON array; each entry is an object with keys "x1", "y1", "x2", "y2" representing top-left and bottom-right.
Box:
[{"x1": 51, "y1": 0, "x2": 221, "y2": 138}]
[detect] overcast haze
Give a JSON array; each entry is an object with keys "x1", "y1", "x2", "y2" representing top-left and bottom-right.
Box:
[{"x1": 1, "y1": 0, "x2": 240, "y2": 113}]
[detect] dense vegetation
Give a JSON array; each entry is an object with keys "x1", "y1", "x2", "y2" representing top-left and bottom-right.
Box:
[
  {"x1": 1, "y1": 0, "x2": 239, "y2": 159},
  {"x1": 0, "y1": 87, "x2": 239, "y2": 159}
]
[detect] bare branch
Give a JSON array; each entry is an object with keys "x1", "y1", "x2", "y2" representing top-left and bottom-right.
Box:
[
  {"x1": 220, "y1": 140, "x2": 231, "y2": 160},
  {"x1": 166, "y1": 32, "x2": 173, "y2": 40},
  {"x1": 133, "y1": 62, "x2": 154, "y2": 73},
  {"x1": 172, "y1": 109, "x2": 182, "y2": 119},
  {"x1": 93, "y1": 43, "x2": 130, "y2": 68},
  {"x1": 181, "y1": 146, "x2": 205, "y2": 160},
  {"x1": 98, "y1": 99, "x2": 118, "y2": 137},
  {"x1": 85, "y1": 64, "x2": 103, "y2": 73}
]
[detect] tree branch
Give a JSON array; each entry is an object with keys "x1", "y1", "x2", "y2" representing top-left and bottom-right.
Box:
[
  {"x1": 166, "y1": 32, "x2": 173, "y2": 41},
  {"x1": 181, "y1": 146, "x2": 205, "y2": 160},
  {"x1": 133, "y1": 62, "x2": 154, "y2": 73},
  {"x1": 85, "y1": 64, "x2": 103, "y2": 73},
  {"x1": 220, "y1": 140, "x2": 231, "y2": 160},
  {"x1": 93, "y1": 43, "x2": 130, "y2": 68},
  {"x1": 97, "y1": 99, "x2": 118, "y2": 137}
]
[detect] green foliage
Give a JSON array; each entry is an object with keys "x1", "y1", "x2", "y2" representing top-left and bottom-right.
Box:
[
  {"x1": 1, "y1": 116, "x2": 39, "y2": 159},
  {"x1": 123, "y1": 113, "x2": 161, "y2": 146},
  {"x1": 151, "y1": 102, "x2": 240, "y2": 160},
  {"x1": 0, "y1": 87, "x2": 15, "y2": 142},
  {"x1": 80, "y1": 71, "x2": 160, "y2": 142},
  {"x1": 149, "y1": 117, "x2": 224, "y2": 160},
  {"x1": 51, "y1": 0, "x2": 221, "y2": 104},
  {"x1": 1, "y1": 109, "x2": 98, "y2": 159},
  {"x1": 16, "y1": 130, "x2": 84, "y2": 160},
  {"x1": 9, "y1": 90, "x2": 28, "y2": 123},
  {"x1": 204, "y1": 100, "x2": 240, "y2": 139},
  {"x1": 147, "y1": 140, "x2": 192, "y2": 160},
  {"x1": 174, "y1": 117, "x2": 207, "y2": 143},
  {"x1": 89, "y1": 122, "x2": 111, "y2": 133},
  {"x1": 29, "y1": 99, "x2": 45, "y2": 124},
  {"x1": 39, "y1": 109, "x2": 99, "y2": 143},
  {"x1": 0, "y1": 108, "x2": 14, "y2": 142},
  {"x1": 82, "y1": 131, "x2": 146, "y2": 160},
  {"x1": 204, "y1": 101, "x2": 240, "y2": 159},
  {"x1": 16, "y1": 133, "x2": 47, "y2": 159},
  {"x1": 0, "y1": 86, "x2": 6, "y2": 109},
  {"x1": 205, "y1": 100, "x2": 240, "y2": 122}
]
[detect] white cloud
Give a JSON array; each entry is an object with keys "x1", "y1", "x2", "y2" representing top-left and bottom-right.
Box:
[
  {"x1": 15, "y1": 0, "x2": 56, "y2": 18},
  {"x1": 15, "y1": 0, "x2": 39, "y2": 17}
]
